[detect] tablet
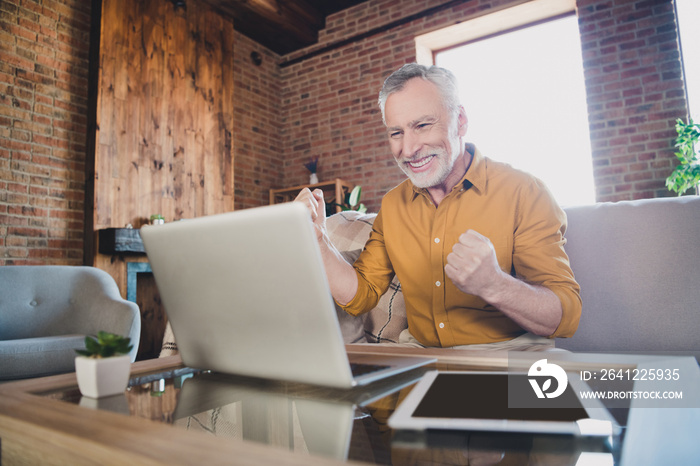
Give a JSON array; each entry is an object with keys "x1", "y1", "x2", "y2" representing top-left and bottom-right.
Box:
[{"x1": 388, "y1": 371, "x2": 620, "y2": 436}]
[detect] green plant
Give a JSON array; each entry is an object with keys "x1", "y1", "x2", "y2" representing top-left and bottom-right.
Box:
[
  {"x1": 666, "y1": 118, "x2": 700, "y2": 195},
  {"x1": 75, "y1": 331, "x2": 133, "y2": 359},
  {"x1": 150, "y1": 214, "x2": 165, "y2": 221},
  {"x1": 337, "y1": 185, "x2": 367, "y2": 213}
]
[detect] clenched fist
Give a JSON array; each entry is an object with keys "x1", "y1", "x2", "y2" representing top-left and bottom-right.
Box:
[
  {"x1": 445, "y1": 230, "x2": 504, "y2": 300},
  {"x1": 294, "y1": 188, "x2": 326, "y2": 240}
]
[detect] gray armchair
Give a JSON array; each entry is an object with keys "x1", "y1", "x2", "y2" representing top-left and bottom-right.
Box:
[{"x1": 0, "y1": 266, "x2": 141, "y2": 381}]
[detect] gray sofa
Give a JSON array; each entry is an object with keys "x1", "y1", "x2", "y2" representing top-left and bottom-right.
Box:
[
  {"x1": 161, "y1": 196, "x2": 700, "y2": 360},
  {"x1": 0, "y1": 266, "x2": 141, "y2": 381}
]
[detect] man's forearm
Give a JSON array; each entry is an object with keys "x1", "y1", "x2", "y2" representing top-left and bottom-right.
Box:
[
  {"x1": 318, "y1": 233, "x2": 358, "y2": 306},
  {"x1": 294, "y1": 187, "x2": 359, "y2": 306},
  {"x1": 482, "y1": 272, "x2": 563, "y2": 337}
]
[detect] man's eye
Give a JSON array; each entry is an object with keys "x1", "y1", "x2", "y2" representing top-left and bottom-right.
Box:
[
  {"x1": 417, "y1": 123, "x2": 432, "y2": 130},
  {"x1": 390, "y1": 131, "x2": 402, "y2": 138}
]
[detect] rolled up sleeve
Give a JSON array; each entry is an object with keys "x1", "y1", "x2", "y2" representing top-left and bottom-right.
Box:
[
  {"x1": 337, "y1": 210, "x2": 395, "y2": 317},
  {"x1": 512, "y1": 177, "x2": 582, "y2": 338}
]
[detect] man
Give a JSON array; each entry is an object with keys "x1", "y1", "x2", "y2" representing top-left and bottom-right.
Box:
[{"x1": 296, "y1": 64, "x2": 581, "y2": 350}]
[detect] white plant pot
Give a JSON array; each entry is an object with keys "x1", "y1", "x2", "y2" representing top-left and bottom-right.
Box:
[{"x1": 75, "y1": 355, "x2": 131, "y2": 399}]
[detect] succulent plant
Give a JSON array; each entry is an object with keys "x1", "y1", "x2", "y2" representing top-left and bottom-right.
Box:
[{"x1": 75, "y1": 331, "x2": 133, "y2": 359}]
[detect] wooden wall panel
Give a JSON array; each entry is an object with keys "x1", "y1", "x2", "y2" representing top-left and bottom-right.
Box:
[
  {"x1": 91, "y1": 0, "x2": 235, "y2": 295},
  {"x1": 87, "y1": 0, "x2": 235, "y2": 358}
]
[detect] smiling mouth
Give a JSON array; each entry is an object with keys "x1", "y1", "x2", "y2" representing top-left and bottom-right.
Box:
[{"x1": 406, "y1": 155, "x2": 434, "y2": 169}]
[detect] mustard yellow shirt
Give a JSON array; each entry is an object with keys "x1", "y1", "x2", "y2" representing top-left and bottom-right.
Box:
[{"x1": 340, "y1": 146, "x2": 581, "y2": 347}]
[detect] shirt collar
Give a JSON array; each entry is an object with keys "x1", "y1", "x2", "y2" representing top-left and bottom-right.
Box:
[
  {"x1": 410, "y1": 143, "x2": 486, "y2": 199},
  {"x1": 463, "y1": 143, "x2": 486, "y2": 195}
]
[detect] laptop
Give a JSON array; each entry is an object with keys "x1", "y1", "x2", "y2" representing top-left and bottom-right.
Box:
[{"x1": 140, "y1": 202, "x2": 435, "y2": 388}]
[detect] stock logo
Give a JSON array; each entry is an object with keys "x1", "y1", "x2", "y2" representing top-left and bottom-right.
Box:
[{"x1": 528, "y1": 359, "x2": 568, "y2": 399}]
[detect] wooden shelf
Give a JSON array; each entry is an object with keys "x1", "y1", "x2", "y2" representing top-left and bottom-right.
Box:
[{"x1": 269, "y1": 178, "x2": 352, "y2": 214}]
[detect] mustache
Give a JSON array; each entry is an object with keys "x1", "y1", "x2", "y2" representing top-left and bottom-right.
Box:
[{"x1": 404, "y1": 148, "x2": 448, "y2": 162}]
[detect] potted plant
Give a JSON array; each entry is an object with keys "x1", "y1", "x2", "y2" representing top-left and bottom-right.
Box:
[
  {"x1": 150, "y1": 213, "x2": 165, "y2": 225},
  {"x1": 340, "y1": 185, "x2": 368, "y2": 213},
  {"x1": 666, "y1": 118, "x2": 700, "y2": 195},
  {"x1": 327, "y1": 185, "x2": 368, "y2": 216},
  {"x1": 75, "y1": 331, "x2": 133, "y2": 399}
]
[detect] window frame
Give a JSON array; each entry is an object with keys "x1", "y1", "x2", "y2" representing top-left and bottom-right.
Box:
[{"x1": 415, "y1": 0, "x2": 576, "y2": 66}]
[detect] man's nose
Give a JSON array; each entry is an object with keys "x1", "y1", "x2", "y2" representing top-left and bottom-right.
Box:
[{"x1": 402, "y1": 131, "x2": 422, "y2": 158}]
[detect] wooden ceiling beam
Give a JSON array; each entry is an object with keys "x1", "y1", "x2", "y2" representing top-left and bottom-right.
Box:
[
  {"x1": 195, "y1": 0, "x2": 369, "y2": 55},
  {"x1": 209, "y1": 0, "x2": 322, "y2": 46}
]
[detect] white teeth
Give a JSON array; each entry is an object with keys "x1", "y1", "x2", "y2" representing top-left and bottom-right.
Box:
[{"x1": 409, "y1": 156, "x2": 432, "y2": 168}]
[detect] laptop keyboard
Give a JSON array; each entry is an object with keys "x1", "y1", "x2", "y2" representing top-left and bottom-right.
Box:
[{"x1": 350, "y1": 362, "x2": 390, "y2": 377}]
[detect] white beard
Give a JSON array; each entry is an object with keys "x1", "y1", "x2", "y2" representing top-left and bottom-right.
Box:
[{"x1": 398, "y1": 145, "x2": 460, "y2": 189}]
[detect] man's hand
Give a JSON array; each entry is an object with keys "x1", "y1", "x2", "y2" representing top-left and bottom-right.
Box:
[
  {"x1": 294, "y1": 188, "x2": 326, "y2": 240},
  {"x1": 294, "y1": 187, "x2": 358, "y2": 306},
  {"x1": 445, "y1": 230, "x2": 504, "y2": 300}
]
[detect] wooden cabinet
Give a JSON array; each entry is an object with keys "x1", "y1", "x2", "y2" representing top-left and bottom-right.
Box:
[{"x1": 269, "y1": 178, "x2": 352, "y2": 214}]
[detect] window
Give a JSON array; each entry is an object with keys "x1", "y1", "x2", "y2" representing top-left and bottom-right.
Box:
[
  {"x1": 676, "y1": 0, "x2": 700, "y2": 122},
  {"x1": 416, "y1": 0, "x2": 595, "y2": 206}
]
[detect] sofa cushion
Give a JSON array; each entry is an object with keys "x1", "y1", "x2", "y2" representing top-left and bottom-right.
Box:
[
  {"x1": 0, "y1": 335, "x2": 86, "y2": 380},
  {"x1": 557, "y1": 196, "x2": 700, "y2": 358}
]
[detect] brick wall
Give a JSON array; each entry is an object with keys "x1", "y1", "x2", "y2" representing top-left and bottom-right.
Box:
[
  {"x1": 0, "y1": 0, "x2": 90, "y2": 265},
  {"x1": 233, "y1": 32, "x2": 284, "y2": 210},
  {"x1": 280, "y1": 0, "x2": 688, "y2": 210},
  {"x1": 578, "y1": 0, "x2": 685, "y2": 201}
]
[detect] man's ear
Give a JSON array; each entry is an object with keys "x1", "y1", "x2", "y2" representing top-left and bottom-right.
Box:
[{"x1": 457, "y1": 106, "x2": 468, "y2": 137}]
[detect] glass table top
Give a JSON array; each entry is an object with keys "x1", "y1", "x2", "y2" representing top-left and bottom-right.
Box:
[{"x1": 40, "y1": 363, "x2": 621, "y2": 465}]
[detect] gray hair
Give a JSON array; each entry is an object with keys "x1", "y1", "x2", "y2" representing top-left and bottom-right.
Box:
[{"x1": 378, "y1": 63, "x2": 461, "y2": 124}]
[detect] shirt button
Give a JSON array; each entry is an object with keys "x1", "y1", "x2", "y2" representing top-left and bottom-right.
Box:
[
  {"x1": 434, "y1": 237, "x2": 440, "y2": 244},
  {"x1": 439, "y1": 322, "x2": 445, "y2": 329},
  {"x1": 435, "y1": 281, "x2": 441, "y2": 287}
]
